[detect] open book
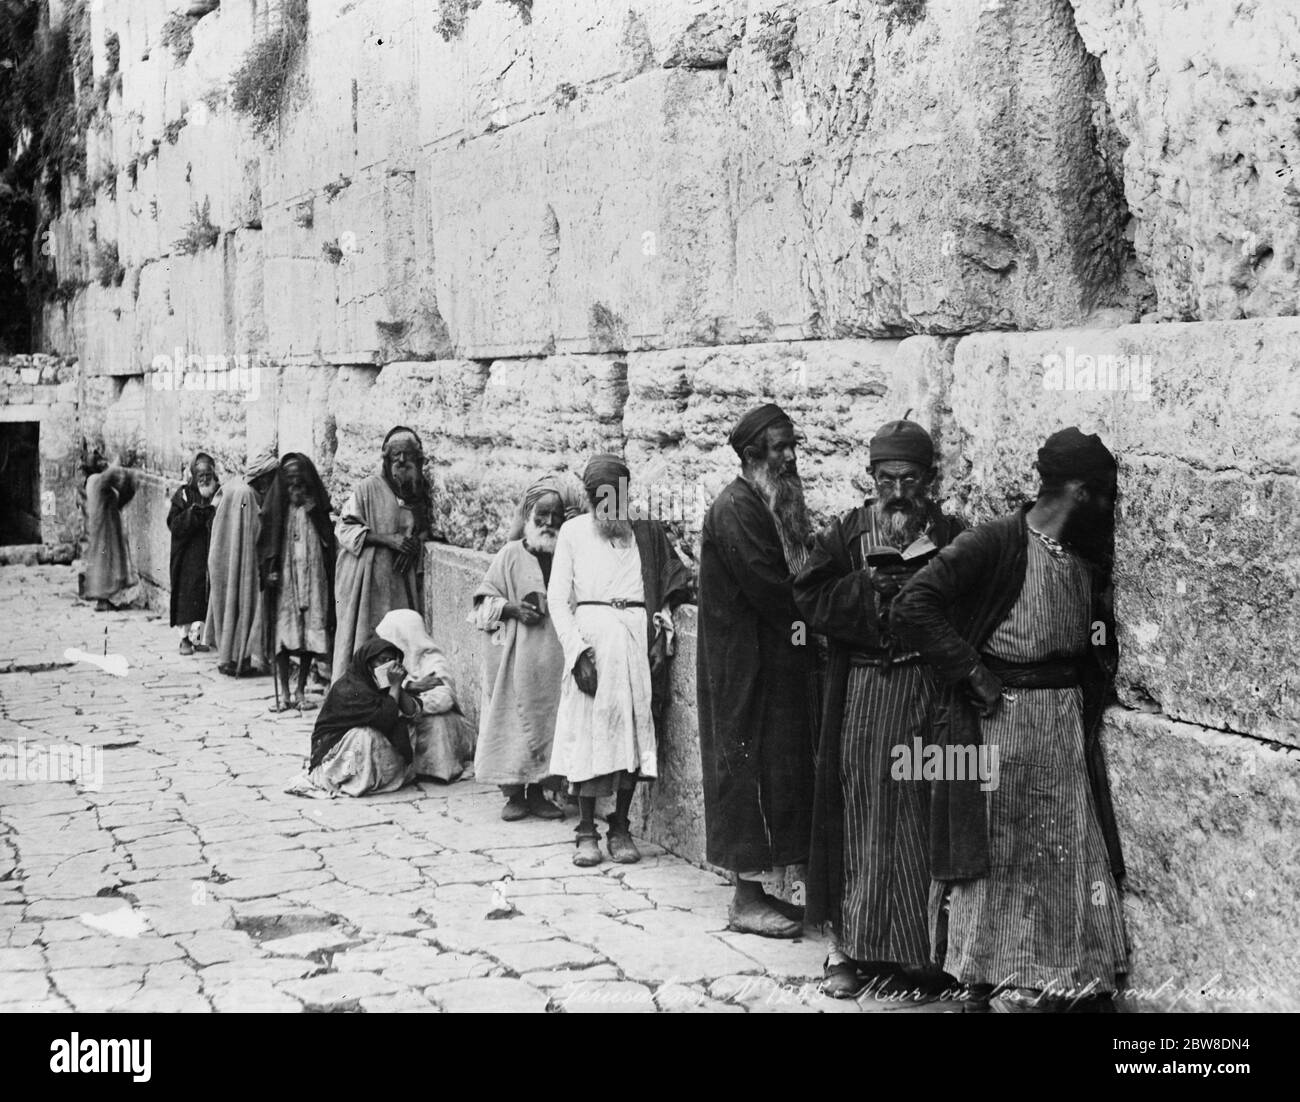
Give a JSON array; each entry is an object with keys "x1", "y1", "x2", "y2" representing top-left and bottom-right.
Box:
[{"x1": 865, "y1": 533, "x2": 939, "y2": 570}]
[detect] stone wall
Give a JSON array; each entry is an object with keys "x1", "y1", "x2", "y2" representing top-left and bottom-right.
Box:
[
  {"x1": 23, "y1": 0, "x2": 1300, "y2": 1002},
  {"x1": 0, "y1": 355, "x2": 85, "y2": 563}
]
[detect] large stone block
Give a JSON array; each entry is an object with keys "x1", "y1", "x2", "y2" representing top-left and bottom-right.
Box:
[
  {"x1": 1107, "y1": 709, "x2": 1300, "y2": 1010},
  {"x1": 946, "y1": 318, "x2": 1300, "y2": 745},
  {"x1": 328, "y1": 355, "x2": 626, "y2": 549},
  {"x1": 623, "y1": 336, "x2": 946, "y2": 549},
  {"x1": 1070, "y1": 0, "x2": 1300, "y2": 321},
  {"x1": 728, "y1": 0, "x2": 1146, "y2": 337}
]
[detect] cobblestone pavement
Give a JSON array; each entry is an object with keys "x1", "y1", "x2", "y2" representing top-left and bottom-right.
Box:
[{"x1": 0, "y1": 565, "x2": 942, "y2": 1014}]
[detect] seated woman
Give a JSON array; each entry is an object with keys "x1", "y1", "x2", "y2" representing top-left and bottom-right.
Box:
[
  {"x1": 375, "y1": 609, "x2": 473, "y2": 782},
  {"x1": 305, "y1": 637, "x2": 422, "y2": 797}
]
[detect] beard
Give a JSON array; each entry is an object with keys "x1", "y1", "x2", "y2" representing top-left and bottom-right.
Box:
[
  {"x1": 523, "y1": 516, "x2": 559, "y2": 554},
  {"x1": 593, "y1": 514, "x2": 634, "y2": 544},
  {"x1": 873, "y1": 496, "x2": 928, "y2": 549},
  {"x1": 749, "y1": 461, "x2": 812, "y2": 568},
  {"x1": 387, "y1": 459, "x2": 421, "y2": 497}
]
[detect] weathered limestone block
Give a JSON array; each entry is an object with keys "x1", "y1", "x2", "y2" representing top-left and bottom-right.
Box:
[
  {"x1": 729, "y1": 0, "x2": 1144, "y2": 337},
  {"x1": 276, "y1": 363, "x2": 340, "y2": 484},
  {"x1": 1070, "y1": 0, "x2": 1300, "y2": 321},
  {"x1": 1107, "y1": 709, "x2": 1300, "y2": 1010},
  {"x1": 947, "y1": 319, "x2": 1300, "y2": 745},
  {"x1": 623, "y1": 337, "x2": 946, "y2": 548},
  {"x1": 414, "y1": 0, "x2": 740, "y2": 149},
  {"x1": 328, "y1": 356, "x2": 625, "y2": 548}
]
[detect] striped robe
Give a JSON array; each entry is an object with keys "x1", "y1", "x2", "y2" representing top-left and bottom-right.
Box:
[
  {"x1": 795, "y1": 501, "x2": 965, "y2": 964},
  {"x1": 929, "y1": 532, "x2": 1129, "y2": 992}
]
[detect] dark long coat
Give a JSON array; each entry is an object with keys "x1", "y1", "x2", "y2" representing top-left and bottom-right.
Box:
[
  {"x1": 168, "y1": 480, "x2": 218, "y2": 626},
  {"x1": 697, "y1": 477, "x2": 815, "y2": 872}
]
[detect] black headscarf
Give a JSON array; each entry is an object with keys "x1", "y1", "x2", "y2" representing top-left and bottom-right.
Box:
[
  {"x1": 728, "y1": 404, "x2": 792, "y2": 458},
  {"x1": 310, "y1": 637, "x2": 410, "y2": 770},
  {"x1": 257, "y1": 453, "x2": 336, "y2": 624}
]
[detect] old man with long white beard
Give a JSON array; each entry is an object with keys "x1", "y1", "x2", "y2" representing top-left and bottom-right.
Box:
[{"x1": 547, "y1": 454, "x2": 692, "y2": 868}]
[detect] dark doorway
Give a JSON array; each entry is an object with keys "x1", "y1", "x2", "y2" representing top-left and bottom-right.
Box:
[{"x1": 0, "y1": 422, "x2": 41, "y2": 545}]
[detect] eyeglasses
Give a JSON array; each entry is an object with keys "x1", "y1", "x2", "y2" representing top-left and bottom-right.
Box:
[{"x1": 873, "y1": 474, "x2": 922, "y2": 490}]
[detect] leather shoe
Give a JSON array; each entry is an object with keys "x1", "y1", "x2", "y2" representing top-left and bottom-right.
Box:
[
  {"x1": 821, "y1": 959, "x2": 866, "y2": 999},
  {"x1": 605, "y1": 814, "x2": 640, "y2": 864},
  {"x1": 573, "y1": 827, "x2": 602, "y2": 868},
  {"x1": 726, "y1": 896, "x2": 802, "y2": 939},
  {"x1": 501, "y1": 795, "x2": 529, "y2": 822},
  {"x1": 525, "y1": 786, "x2": 564, "y2": 820}
]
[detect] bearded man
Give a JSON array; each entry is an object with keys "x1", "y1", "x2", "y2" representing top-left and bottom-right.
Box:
[
  {"x1": 471, "y1": 481, "x2": 571, "y2": 821},
  {"x1": 261, "y1": 453, "x2": 336, "y2": 710},
  {"x1": 205, "y1": 446, "x2": 279, "y2": 676},
  {"x1": 332, "y1": 426, "x2": 432, "y2": 682},
  {"x1": 697, "y1": 404, "x2": 817, "y2": 938},
  {"x1": 547, "y1": 455, "x2": 692, "y2": 868},
  {"x1": 794, "y1": 420, "x2": 966, "y2": 997},
  {"x1": 892, "y1": 427, "x2": 1128, "y2": 1010}
]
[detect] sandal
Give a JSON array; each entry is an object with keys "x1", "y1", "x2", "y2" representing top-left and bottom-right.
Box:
[{"x1": 294, "y1": 694, "x2": 318, "y2": 712}]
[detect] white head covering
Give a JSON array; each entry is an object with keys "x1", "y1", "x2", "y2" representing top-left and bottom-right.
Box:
[{"x1": 374, "y1": 609, "x2": 449, "y2": 681}]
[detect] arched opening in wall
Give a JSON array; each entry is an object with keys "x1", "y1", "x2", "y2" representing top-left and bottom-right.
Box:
[{"x1": 0, "y1": 421, "x2": 41, "y2": 545}]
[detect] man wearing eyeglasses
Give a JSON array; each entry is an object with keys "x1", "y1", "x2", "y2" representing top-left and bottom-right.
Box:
[{"x1": 794, "y1": 419, "x2": 966, "y2": 998}]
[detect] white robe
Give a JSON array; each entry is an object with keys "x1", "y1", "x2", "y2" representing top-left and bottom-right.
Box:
[{"x1": 546, "y1": 514, "x2": 656, "y2": 784}]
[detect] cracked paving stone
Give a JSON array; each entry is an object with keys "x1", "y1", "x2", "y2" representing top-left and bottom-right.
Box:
[
  {"x1": 178, "y1": 930, "x2": 266, "y2": 966},
  {"x1": 359, "y1": 990, "x2": 440, "y2": 1013},
  {"x1": 520, "y1": 964, "x2": 623, "y2": 989},
  {"x1": 205, "y1": 982, "x2": 304, "y2": 1013},
  {"x1": 0, "y1": 970, "x2": 53, "y2": 1003},
  {"x1": 261, "y1": 929, "x2": 361, "y2": 958},
  {"x1": 418, "y1": 918, "x2": 558, "y2": 954},
  {"x1": 45, "y1": 936, "x2": 186, "y2": 970},
  {"x1": 198, "y1": 958, "x2": 323, "y2": 985},
  {"x1": 0, "y1": 945, "x2": 46, "y2": 970},
  {"x1": 488, "y1": 938, "x2": 606, "y2": 974},
  {"x1": 278, "y1": 971, "x2": 406, "y2": 1010},
  {"x1": 425, "y1": 977, "x2": 550, "y2": 1013}
]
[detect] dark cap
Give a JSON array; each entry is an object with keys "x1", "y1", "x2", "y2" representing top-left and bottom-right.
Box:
[
  {"x1": 1036, "y1": 427, "x2": 1117, "y2": 483},
  {"x1": 869, "y1": 420, "x2": 935, "y2": 468},
  {"x1": 729, "y1": 403, "x2": 793, "y2": 458}
]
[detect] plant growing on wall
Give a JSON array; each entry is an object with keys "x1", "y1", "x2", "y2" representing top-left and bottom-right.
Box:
[
  {"x1": 163, "y1": 117, "x2": 188, "y2": 145},
  {"x1": 94, "y1": 241, "x2": 125, "y2": 288},
  {"x1": 321, "y1": 239, "x2": 343, "y2": 264},
  {"x1": 161, "y1": 12, "x2": 200, "y2": 65},
  {"x1": 174, "y1": 198, "x2": 220, "y2": 255},
  {"x1": 229, "y1": 0, "x2": 310, "y2": 137},
  {"x1": 435, "y1": 0, "x2": 482, "y2": 42}
]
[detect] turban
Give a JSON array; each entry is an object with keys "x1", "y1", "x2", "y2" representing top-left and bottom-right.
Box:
[
  {"x1": 382, "y1": 426, "x2": 423, "y2": 455},
  {"x1": 522, "y1": 479, "x2": 564, "y2": 514},
  {"x1": 1036, "y1": 427, "x2": 1117, "y2": 484},
  {"x1": 245, "y1": 446, "x2": 279, "y2": 481},
  {"x1": 582, "y1": 453, "x2": 630, "y2": 497},
  {"x1": 506, "y1": 474, "x2": 588, "y2": 540},
  {"x1": 869, "y1": 420, "x2": 934, "y2": 468},
  {"x1": 729, "y1": 403, "x2": 792, "y2": 458}
]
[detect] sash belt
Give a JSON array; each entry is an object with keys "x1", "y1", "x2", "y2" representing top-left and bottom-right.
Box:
[{"x1": 982, "y1": 654, "x2": 1081, "y2": 688}]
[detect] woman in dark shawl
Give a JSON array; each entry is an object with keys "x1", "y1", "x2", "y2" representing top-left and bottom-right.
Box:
[
  {"x1": 299, "y1": 637, "x2": 424, "y2": 797},
  {"x1": 167, "y1": 452, "x2": 220, "y2": 653}
]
